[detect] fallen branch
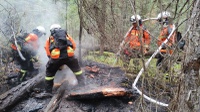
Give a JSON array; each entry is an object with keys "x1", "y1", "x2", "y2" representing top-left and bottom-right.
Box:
[
  {"x1": 43, "y1": 80, "x2": 68, "y2": 112},
  {"x1": 66, "y1": 87, "x2": 134, "y2": 100}
]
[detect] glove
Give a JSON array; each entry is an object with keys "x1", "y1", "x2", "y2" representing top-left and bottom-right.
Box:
[{"x1": 31, "y1": 56, "x2": 39, "y2": 62}]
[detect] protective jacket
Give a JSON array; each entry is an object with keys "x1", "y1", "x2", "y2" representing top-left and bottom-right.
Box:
[
  {"x1": 44, "y1": 34, "x2": 76, "y2": 59},
  {"x1": 157, "y1": 24, "x2": 176, "y2": 54},
  {"x1": 11, "y1": 33, "x2": 39, "y2": 51},
  {"x1": 125, "y1": 26, "x2": 151, "y2": 50}
]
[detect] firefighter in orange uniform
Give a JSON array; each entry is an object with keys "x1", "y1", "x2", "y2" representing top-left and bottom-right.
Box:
[
  {"x1": 122, "y1": 15, "x2": 151, "y2": 72},
  {"x1": 156, "y1": 11, "x2": 176, "y2": 67},
  {"x1": 44, "y1": 24, "x2": 85, "y2": 93},
  {"x1": 10, "y1": 26, "x2": 46, "y2": 83}
]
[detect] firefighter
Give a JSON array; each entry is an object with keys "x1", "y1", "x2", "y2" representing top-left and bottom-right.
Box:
[
  {"x1": 44, "y1": 24, "x2": 85, "y2": 93},
  {"x1": 156, "y1": 11, "x2": 176, "y2": 68},
  {"x1": 10, "y1": 26, "x2": 46, "y2": 83},
  {"x1": 122, "y1": 14, "x2": 151, "y2": 73}
]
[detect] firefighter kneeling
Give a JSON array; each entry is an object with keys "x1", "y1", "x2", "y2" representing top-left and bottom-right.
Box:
[
  {"x1": 122, "y1": 14, "x2": 151, "y2": 73},
  {"x1": 44, "y1": 24, "x2": 85, "y2": 93}
]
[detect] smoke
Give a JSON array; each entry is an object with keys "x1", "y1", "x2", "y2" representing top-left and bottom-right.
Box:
[
  {"x1": 0, "y1": 0, "x2": 98, "y2": 85},
  {"x1": 54, "y1": 65, "x2": 78, "y2": 86},
  {"x1": 0, "y1": 0, "x2": 73, "y2": 82}
]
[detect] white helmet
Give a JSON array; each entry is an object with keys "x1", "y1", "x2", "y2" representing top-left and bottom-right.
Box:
[
  {"x1": 130, "y1": 15, "x2": 141, "y2": 23},
  {"x1": 50, "y1": 24, "x2": 61, "y2": 31},
  {"x1": 157, "y1": 11, "x2": 171, "y2": 20},
  {"x1": 36, "y1": 26, "x2": 46, "y2": 34}
]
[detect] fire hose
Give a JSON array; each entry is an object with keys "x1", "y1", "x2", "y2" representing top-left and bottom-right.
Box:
[
  {"x1": 132, "y1": 24, "x2": 176, "y2": 107},
  {"x1": 108, "y1": 17, "x2": 175, "y2": 106},
  {"x1": 11, "y1": 27, "x2": 26, "y2": 61}
]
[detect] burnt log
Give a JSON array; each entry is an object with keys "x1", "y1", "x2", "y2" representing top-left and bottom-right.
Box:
[
  {"x1": 0, "y1": 73, "x2": 44, "y2": 112},
  {"x1": 66, "y1": 86, "x2": 135, "y2": 100}
]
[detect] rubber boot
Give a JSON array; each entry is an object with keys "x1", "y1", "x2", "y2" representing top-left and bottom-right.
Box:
[
  {"x1": 76, "y1": 75, "x2": 85, "y2": 86},
  {"x1": 44, "y1": 80, "x2": 53, "y2": 93}
]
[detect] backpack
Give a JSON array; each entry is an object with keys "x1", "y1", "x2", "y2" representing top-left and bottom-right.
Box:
[
  {"x1": 167, "y1": 26, "x2": 185, "y2": 50},
  {"x1": 176, "y1": 31, "x2": 185, "y2": 50},
  {"x1": 50, "y1": 29, "x2": 72, "y2": 50},
  {"x1": 10, "y1": 33, "x2": 29, "y2": 49}
]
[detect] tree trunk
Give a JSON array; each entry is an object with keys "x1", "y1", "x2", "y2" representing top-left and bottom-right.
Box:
[
  {"x1": 94, "y1": 0, "x2": 106, "y2": 55},
  {"x1": 0, "y1": 73, "x2": 44, "y2": 111},
  {"x1": 172, "y1": 0, "x2": 200, "y2": 111}
]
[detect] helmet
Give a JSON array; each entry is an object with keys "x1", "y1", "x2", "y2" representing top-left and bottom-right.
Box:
[
  {"x1": 157, "y1": 11, "x2": 171, "y2": 20},
  {"x1": 157, "y1": 11, "x2": 171, "y2": 25},
  {"x1": 32, "y1": 26, "x2": 46, "y2": 37},
  {"x1": 130, "y1": 15, "x2": 141, "y2": 23},
  {"x1": 50, "y1": 24, "x2": 61, "y2": 31},
  {"x1": 36, "y1": 26, "x2": 46, "y2": 34}
]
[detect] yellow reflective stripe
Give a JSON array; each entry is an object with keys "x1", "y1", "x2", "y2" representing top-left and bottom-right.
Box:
[
  {"x1": 45, "y1": 76, "x2": 54, "y2": 80},
  {"x1": 20, "y1": 69, "x2": 27, "y2": 81},
  {"x1": 25, "y1": 36, "x2": 31, "y2": 41},
  {"x1": 131, "y1": 33, "x2": 138, "y2": 36},
  {"x1": 74, "y1": 70, "x2": 83, "y2": 75},
  {"x1": 20, "y1": 69, "x2": 26, "y2": 73},
  {"x1": 50, "y1": 40, "x2": 54, "y2": 43},
  {"x1": 67, "y1": 47, "x2": 73, "y2": 53},
  {"x1": 51, "y1": 50, "x2": 60, "y2": 55},
  {"x1": 159, "y1": 36, "x2": 166, "y2": 39}
]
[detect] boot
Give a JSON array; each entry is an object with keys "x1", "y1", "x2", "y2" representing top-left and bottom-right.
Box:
[
  {"x1": 76, "y1": 75, "x2": 86, "y2": 86},
  {"x1": 44, "y1": 80, "x2": 53, "y2": 93}
]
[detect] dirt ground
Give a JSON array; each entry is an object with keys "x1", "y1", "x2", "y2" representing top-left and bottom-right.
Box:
[{"x1": 6, "y1": 60, "x2": 168, "y2": 112}]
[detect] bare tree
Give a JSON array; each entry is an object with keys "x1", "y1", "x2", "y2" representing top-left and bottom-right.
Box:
[{"x1": 170, "y1": 0, "x2": 200, "y2": 111}]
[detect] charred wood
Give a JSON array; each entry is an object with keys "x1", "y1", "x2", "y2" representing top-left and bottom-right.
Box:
[
  {"x1": 0, "y1": 73, "x2": 44, "y2": 112},
  {"x1": 66, "y1": 87, "x2": 136, "y2": 100},
  {"x1": 43, "y1": 80, "x2": 69, "y2": 112}
]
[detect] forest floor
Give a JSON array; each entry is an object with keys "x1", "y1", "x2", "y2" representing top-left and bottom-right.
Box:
[{"x1": 3, "y1": 60, "x2": 168, "y2": 112}]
